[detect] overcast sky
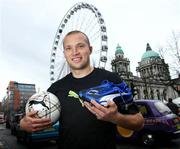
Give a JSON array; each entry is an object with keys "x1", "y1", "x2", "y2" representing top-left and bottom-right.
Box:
[{"x1": 0, "y1": 0, "x2": 180, "y2": 101}]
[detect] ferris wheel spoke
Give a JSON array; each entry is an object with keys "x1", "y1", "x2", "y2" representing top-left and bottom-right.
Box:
[
  {"x1": 72, "y1": 15, "x2": 79, "y2": 30},
  {"x1": 89, "y1": 29, "x2": 101, "y2": 43},
  {"x1": 84, "y1": 18, "x2": 99, "y2": 35},
  {"x1": 79, "y1": 10, "x2": 95, "y2": 32},
  {"x1": 73, "y1": 13, "x2": 81, "y2": 31},
  {"x1": 77, "y1": 10, "x2": 88, "y2": 31},
  {"x1": 82, "y1": 13, "x2": 95, "y2": 33}
]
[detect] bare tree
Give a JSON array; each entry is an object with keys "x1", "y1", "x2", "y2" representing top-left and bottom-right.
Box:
[
  {"x1": 167, "y1": 31, "x2": 180, "y2": 76},
  {"x1": 157, "y1": 31, "x2": 180, "y2": 95},
  {"x1": 158, "y1": 31, "x2": 180, "y2": 76},
  {"x1": 158, "y1": 45, "x2": 166, "y2": 59}
]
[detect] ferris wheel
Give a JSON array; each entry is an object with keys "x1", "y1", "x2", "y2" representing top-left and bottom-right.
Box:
[{"x1": 50, "y1": 2, "x2": 108, "y2": 83}]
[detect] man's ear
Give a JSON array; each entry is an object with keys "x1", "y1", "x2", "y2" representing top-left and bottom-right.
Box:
[{"x1": 89, "y1": 46, "x2": 92, "y2": 54}]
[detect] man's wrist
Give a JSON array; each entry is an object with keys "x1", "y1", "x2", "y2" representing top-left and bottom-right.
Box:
[{"x1": 112, "y1": 112, "x2": 122, "y2": 124}]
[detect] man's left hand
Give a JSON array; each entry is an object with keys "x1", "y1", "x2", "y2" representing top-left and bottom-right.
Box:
[{"x1": 84, "y1": 100, "x2": 119, "y2": 123}]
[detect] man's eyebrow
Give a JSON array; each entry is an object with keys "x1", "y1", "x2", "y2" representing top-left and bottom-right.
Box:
[
  {"x1": 64, "y1": 41, "x2": 87, "y2": 48},
  {"x1": 77, "y1": 42, "x2": 86, "y2": 45},
  {"x1": 64, "y1": 45, "x2": 70, "y2": 48}
]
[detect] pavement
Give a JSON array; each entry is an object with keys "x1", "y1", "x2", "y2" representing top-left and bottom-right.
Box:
[
  {"x1": 0, "y1": 124, "x2": 8, "y2": 149},
  {"x1": 0, "y1": 140, "x2": 5, "y2": 149},
  {"x1": 0, "y1": 136, "x2": 9, "y2": 149}
]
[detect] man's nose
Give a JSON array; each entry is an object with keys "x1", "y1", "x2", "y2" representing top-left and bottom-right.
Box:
[{"x1": 72, "y1": 47, "x2": 79, "y2": 55}]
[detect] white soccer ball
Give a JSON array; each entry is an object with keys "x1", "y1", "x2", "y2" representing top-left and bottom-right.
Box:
[{"x1": 25, "y1": 91, "x2": 61, "y2": 124}]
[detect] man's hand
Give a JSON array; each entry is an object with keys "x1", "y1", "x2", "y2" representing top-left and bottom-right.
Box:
[
  {"x1": 84, "y1": 100, "x2": 119, "y2": 123},
  {"x1": 20, "y1": 111, "x2": 52, "y2": 132},
  {"x1": 84, "y1": 100, "x2": 144, "y2": 131}
]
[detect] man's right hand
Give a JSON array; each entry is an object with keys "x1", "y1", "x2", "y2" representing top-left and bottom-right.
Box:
[{"x1": 20, "y1": 111, "x2": 52, "y2": 132}]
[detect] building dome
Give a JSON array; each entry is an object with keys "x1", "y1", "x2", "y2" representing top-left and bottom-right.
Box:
[
  {"x1": 141, "y1": 43, "x2": 160, "y2": 60},
  {"x1": 115, "y1": 44, "x2": 124, "y2": 56}
]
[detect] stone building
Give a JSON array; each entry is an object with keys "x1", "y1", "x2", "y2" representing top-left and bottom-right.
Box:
[{"x1": 111, "y1": 43, "x2": 178, "y2": 101}]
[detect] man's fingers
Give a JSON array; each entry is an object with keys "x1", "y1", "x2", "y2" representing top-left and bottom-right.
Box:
[
  {"x1": 33, "y1": 125, "x2": 51, "y2": 132},
  {"x1": 84, "y1": 100, "x2": 118, "y2": 121},
  {"x1": 107, "y1": 100, "x2": 116, "y2": 107},
  {"x1": 26, "y1": 111, "x2": 38, "y2": 117},
  {"x1": 32, "y1": 118, "x2": 52, "y2": 124},
  {"x1": 84, "y1": 101, "x2": 96, "y2": 115},
  {"x1": 26, "y1": 111, "x2": 51, "y2": 123},
  {"x1": 84, "y1": 101, "x2": 102, "y2": 117},
  {"x1": 90, "y1": 100, "x2": 107, "y2": 113},
  {"x1": 32, "y1": 122, "x2": 52, "y2": 131},
  {"x1": 85, "y1": 100, "x2": 105, "y2": 117},
  {"x1": 27, "y1": 119, "x2": 52, "y2": 132}
]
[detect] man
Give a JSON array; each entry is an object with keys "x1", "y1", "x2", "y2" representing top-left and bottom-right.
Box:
[
  {"x1": 20, "y1": 30, "x2": 144, "y2": 149},
  {"x1": 167, "y1": 98, "x2": 179, "y2": 115}
]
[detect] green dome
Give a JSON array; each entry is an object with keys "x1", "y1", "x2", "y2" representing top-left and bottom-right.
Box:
[
  {"x1": 141, "y1": 43, "x2": 160, "y2": 60},
  {"x1": 115, "y1": 44, "x2": 124, "y2": 55}
]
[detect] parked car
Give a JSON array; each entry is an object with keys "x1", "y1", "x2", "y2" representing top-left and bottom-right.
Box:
[
  {"x1": 116, "y1": 99, "x2": 180, "y2": 146},
  {"x1": 16, "y1": 121, "x2": 59, "y2": 144}
]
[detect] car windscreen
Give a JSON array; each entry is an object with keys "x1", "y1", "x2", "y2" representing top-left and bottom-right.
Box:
[
  {"x1": 173, "y1": 98, "x2": 180, "y2": 107},
  {"x1": 154, "y1": 101, "x2": 172, "y2": 115}
]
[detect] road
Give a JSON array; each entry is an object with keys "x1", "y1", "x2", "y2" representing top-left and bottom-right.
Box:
[
  {"x1": 0, "y1": 123, "x2": 180, "y2": 149},
  {"x1": 0, "y1": 123, "x2": 57, "y2": 149}
]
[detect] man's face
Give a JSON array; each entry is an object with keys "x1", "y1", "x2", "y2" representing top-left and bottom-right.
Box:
[{"x1": 63, "y1": 33, "x2": 92, "y2": 70}]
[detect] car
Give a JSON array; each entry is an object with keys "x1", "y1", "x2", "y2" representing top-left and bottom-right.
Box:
[
  {"x1": 116, "y1": 99, "x2": 180, "y2": 146},
  {"x1": 16, "y1": 121, "x2": 60, "y2": 144},
  {"x1": 173, "y1": 97, "x2": 180, "y2": 105}
]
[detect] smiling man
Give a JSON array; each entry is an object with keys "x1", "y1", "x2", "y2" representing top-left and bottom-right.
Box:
[{"x1": 20, "y1": 30, "x2": 144, "y2": 149}]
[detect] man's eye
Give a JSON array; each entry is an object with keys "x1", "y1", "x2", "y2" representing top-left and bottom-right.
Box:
[
  {"x1": 79, "y1": 44, "x2": 85, "y2": 48},
  {"x1": 65, "y1": 47, "x2": 71, "y2": 51}
]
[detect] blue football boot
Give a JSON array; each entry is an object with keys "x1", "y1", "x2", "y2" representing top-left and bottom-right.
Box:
[{"x1": 79, "y1": 80, "x2": 133, "y2": 108}]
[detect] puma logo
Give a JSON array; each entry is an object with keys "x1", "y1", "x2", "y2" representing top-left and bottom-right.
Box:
[
  {"x1": 68, "y1": 90, "x2": 84, "y2": 107},
  {"x1": 29, "y1": 94, "x2": 49, "y2": 110}
]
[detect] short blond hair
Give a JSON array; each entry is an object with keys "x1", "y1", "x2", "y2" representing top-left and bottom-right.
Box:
[{"x1": 63, "y1": 30, "x2": 90, "y2": 47}]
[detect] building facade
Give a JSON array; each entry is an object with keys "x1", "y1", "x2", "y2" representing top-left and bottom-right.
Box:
[
  {"x1": 3, "y1": 81, "x2": 36, "y2": 127},
  {"x1": 111, "y1": 43, "x2": 179, "y2": 101}
]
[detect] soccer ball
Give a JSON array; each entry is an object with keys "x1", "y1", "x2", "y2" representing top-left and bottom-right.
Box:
[{"x1": 25, "y1": 91, "x2": 61, "y2": 124}]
